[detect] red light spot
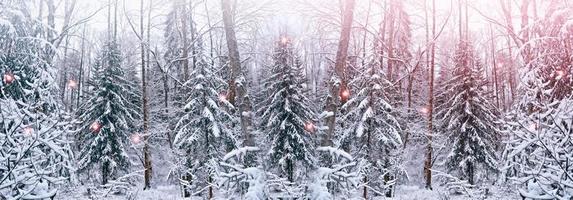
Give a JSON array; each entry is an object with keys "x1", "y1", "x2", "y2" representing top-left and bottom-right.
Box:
[
  {"x1": 340, "y1": 89, "x2": 350, "y2": 101},
  {"x1": 218, "y1": 92, "x2": 227, "y2": 102},
  {"x1": 90, "y1": 122, "x2": 102, "y2": 133},
  {"x1": 67, "y1": 80, "x2": 78, "y2": 89},
  {"x1": 556, "y1": 70, "x2": 565, "y2": 80},
  {"x1": 3, "y1": 73, "x2": 14, "y2": 85},
  {"x1": 280, "y1": 37, "x2": 289, "y2": 45},
  {"x1": 528, "y1": 123, "x2": 538, "y2": 131},
  {"x1": 23, "y1": 127, "x2": 34, "y2": 137},
  {"x1": 131, "y1": 134, "x2": 141, "y2": 144},
  {"x1": 420, "y1": 107, "x2": 430, "y2": 115},
  {"x1": 304, "y1": 121, "x2": 315, "y2": 133}
]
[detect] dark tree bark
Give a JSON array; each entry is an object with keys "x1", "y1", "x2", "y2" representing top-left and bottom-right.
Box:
[
  {"x1": 325, "y1": 0, "x2": 356, "y2": 147},
  {"x1": 221, "y1": 0, "x2": 254, "y2": 147},
  {"x1": 181, "y1": 0, "x2": 189, "y2": 81},
  {"x1": 140, "y1": 0, "x2": 152, "y2": 190},
  {"x1": 423, "y1": 0, "x2": 436, "y2": 190}
]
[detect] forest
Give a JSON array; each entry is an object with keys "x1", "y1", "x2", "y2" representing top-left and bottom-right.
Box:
[{"x1": 0, "y1": 0, "x2": 572, "y2": 199}]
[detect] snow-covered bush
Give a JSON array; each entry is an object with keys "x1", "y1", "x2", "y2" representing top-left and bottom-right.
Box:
[
  {"x1": 503, "y1": 4, "x2": 573, "y2": 199},
  {"x1": 504, "y1": 99, "x2": 573, "y2": 199},
  {"x1": 218, "y1": 147, "x2": 267, "y2": 199},
  {"x1": 0, "y1": 4, "x2": 73, "y2": 199},
  {"x1": 309, "y1": 147, "x2": 365, "y2": 199}
]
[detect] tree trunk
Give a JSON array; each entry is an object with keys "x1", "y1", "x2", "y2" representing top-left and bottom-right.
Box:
[
  {"x1": 500, "y1": 0, "x2": 517, "y2": 105},
  {"x1": 189, "y1": 1, "x2": 197, "y2": 71},
  {"x1": 423, "y1": 0, "x2": 436, "y2": 190},
  {"x1": 47, "y1": 0, "x2": 55, "y2": 42},
  {"x1": 362, "y1": 176, "x2": 368, "y2": 198},
  {"x1": 181, "y1": 0, "x2": 189, "y2": 81},
  {"x1": 141, "y1": 0, "x2": 152, "y2": 190},
  {"x1": 490, "y1": 24, "x2": 500, "y2": 108},
  {"x1": 325, "y1": 0, "x2": 356, "y2": 147},
  {"x1": 520, "y1": 0, "x2": 531, "y2": 63},
  {"x1": 77, "y1": 25, "x2": 86, "y2": 109},
  {"x1": 387, "y1": 1, "x2": 395, "y2": 82},
  {"x1": 221, "y1": 0, "x2": 254, "y2": 148},
  {"x1": 468, "y1": 162, "x2": 475, "y2": 185},
  {"x1": 208, "y1": 176, "x2": 213, "y2": 199},
  {"x1": 60, "y1": 36, "x2": 69, "y2": 109}
]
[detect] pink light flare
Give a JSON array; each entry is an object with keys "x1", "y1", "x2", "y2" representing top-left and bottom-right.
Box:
[
  {"x1": 218, "y1": 92, "x2": 227, "y2": 102},
  {"x1": 280, "y1": 36, "x2": 289, "y2": 45},
  {"x1": 23, "y1": 126, "x2": 34, "y2": 137},
  {"x1": 528, "y1": 123, "x2": 539, "y2": 131},
  {"x1": 67, "y1": 80, "x2": 78, "y2": 89},
  {"x1": 420, "y1": 107, "x2": 430, "y2": 115},
  {"x1": 340, "y1": 88, "x2": 350, "y2": 101},
  {"x1": 555, "y1": 70, "x2": 566, "y2": 80},
  {"x1": 3, "y1": 72, "x2": 14, "y2": 85},
  {"x1": 131, "y1": 133, "x2": 142, "y2": 144},
  {"x1": 304, "y1": 121, "x2": 315, "y2": 133},
  {"x1": 90, "y1": 121, "x2": 102, "y2": 133}
]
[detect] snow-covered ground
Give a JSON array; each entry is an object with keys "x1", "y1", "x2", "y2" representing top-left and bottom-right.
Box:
[{"x1": 56, "y1": 183, "x2": 521, "y2": 199}]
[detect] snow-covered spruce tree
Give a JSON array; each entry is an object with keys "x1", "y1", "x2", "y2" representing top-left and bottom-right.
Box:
[
  {"x1": 339, "y1": 61, "x2": 402, "y2": 197},
  {"x1": 258, "y1": 37, "x2": 316, "y2": 183},
  {"x1": 173, "y1": 54, "x2": 237, "y2": 197},
  {"x1": 75, "y1": 41, "x2": 142, "y2": 185},
  {"x1": 436, "y1": 41, "x2": 500, "y2": 185},
  {"x1": 503, "y1": 6, "x2": 573, "y2": 198},
  {"x1": 0, "y1": 5, "x2": 73, "y2": 199}
]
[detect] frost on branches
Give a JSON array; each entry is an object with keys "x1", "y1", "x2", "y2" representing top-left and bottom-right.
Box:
[
  {"x1": 173, "y1": 54, "x2": 237, "y2": 197},
  {"x1": 0, "y1": 5, "x2": 72, "y2": 199},
  {"x1": 505, "y1": 99, "x2": 573, "y2": 199},
  {"x1": 436, "y1": 41, "x2": 500, "y2": 186},
  {"x1": 75, "y1": 42, "x2": 142, "y2": 185},
  {"x1": 258, "y1": 36, "x2": 316, "y2": 183}
]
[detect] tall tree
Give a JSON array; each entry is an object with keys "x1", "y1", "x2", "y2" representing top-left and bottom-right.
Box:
[
  {"x1": 221, "y1": 0, "x2": 255, "y2": 154},
  {"x1": 340, "y1": 61, "x2": 402, "y2": 197},
  {"x1": 140, "y1": 0, "x2": 152, "y2": 190},
  {"x1": 436, "y1": 41, "x2": 500, "y2": 185},
  {"x1": 76, "y1": 41, "x2": 142, "y2": 185},
  {"x1": 324, "y1": 0, "x2": 356, "y2": 146},
  {"x1": 174, "y1": 54, "x2": 237, "y2": 198},
  {"x1": 258, "y1": 37, "x2": 315, "y2": 182},
  {"x1": 423, "y1": 0, "x2": 436, "y2": 190}
]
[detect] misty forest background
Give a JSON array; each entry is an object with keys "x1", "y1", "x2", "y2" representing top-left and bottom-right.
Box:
[{"x1": 0, "y1": 0, "x2": 572, "y2": 199}]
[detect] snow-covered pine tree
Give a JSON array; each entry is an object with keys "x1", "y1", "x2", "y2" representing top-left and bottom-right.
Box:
[
  {"x1": 339, "y1": 60, "x2": 403, "y2": 197},
  {"x1": 436, "y1": 41, "x2": 500, "y2": 185},
  {"x1": 0, "y1": 4, "x2": 73, "y2": 199},
  {"x1": 173, "y1": 53, "x2": 237, "y2": 197},
  {"x1": 75, "y1": 41, "x2": 142, "y2": 185},
  {"x1": 258, "y1": 36, "x2": 316, "y2": 183}
]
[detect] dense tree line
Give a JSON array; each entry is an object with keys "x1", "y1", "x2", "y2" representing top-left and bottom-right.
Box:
[{"x1": 0, "y1": 0, "x2": 572, "y2": 199}]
